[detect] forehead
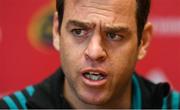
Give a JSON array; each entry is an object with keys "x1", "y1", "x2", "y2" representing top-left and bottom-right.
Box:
[
  {"x1": 65, "y1": 0, "x2": 136, "y2": 8},
  {"x1": 63, "y1": 0, "x2": 137, "y2": 30},
  {"x1": 64, "y1": 0, "x2": 136, "y2": 14}
]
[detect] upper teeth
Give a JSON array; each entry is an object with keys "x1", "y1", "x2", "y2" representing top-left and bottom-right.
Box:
[{"x1": 84, "y1": 72, "x2": 104, "y2": 81}]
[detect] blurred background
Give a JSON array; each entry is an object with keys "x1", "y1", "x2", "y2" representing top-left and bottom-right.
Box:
[{"x1": 0, "y1": 0, "x2": 179, "y2": 97}]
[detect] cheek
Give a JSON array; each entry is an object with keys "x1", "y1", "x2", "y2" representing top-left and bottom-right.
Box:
[
  {"x1": 59, "y1": 33, "x2": 86, "y2": 77},
  {"x1": 108, "y1": 42, "x2": 138, "y2": 84},
  {"x1": 60, "y1": 31, "x2": 78, "y2": 61},
  {"x1": 109, "y1": 50, "x2": 136, "y2": 80},
  {"x1": 110, "y1": 42, "x2": 138, "y2": 70},
  {"x1": 59, "y1": 29, "x2": 90, "y2": 65},
  {"x1": 59, "y1": 35, "x2": 77, "y2": 75}
]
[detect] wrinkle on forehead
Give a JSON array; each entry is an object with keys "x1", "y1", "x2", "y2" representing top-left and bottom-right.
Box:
[{"x1": 67, "y1": 0, "x2": 136, "y2": 16}]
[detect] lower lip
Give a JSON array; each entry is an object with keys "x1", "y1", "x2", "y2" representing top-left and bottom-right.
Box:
[{"x1": 81, "y1": 74, "x2": 107, "y2": 87}]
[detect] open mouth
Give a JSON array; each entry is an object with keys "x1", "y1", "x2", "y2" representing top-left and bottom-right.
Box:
[{"x1": 83, "y1": 72, "x2": 106, "y2": 81}]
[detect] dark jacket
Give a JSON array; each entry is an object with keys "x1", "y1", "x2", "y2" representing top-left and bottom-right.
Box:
[{"x1": 0, "y1": 68, "x2": 180, "y2": 109}]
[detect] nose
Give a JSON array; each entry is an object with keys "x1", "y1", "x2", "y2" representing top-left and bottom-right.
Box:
[{"x1": 84, "y1": 35, "x2": 107, "y2": 62}]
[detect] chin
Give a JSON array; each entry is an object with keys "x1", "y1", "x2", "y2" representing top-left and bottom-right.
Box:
[{"x1": 78, "y1": 91, "x2": 109, "y2": 106}]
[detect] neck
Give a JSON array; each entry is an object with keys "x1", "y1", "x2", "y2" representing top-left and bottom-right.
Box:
[{"x1": 64, "y1": 79, "x2": 132, "y2": 109}]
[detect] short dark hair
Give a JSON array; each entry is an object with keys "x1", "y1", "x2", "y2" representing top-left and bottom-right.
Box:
[
  {"x1": 56, "y1": 0, "x2": 151, "y2": 44},
  {"x1": 136, "y1": 0, "x2": 151, "y2": 44}
]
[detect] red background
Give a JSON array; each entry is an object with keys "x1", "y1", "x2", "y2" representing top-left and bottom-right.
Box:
[{"x1": 0, "y1": 0, "x2": 180, "y2": 97}]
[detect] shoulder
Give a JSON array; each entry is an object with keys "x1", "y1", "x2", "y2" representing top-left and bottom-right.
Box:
[
  {"x1": 134, "y1": 73, "x2": 180, "y2": 109},
  {"x1": 0, "y1": 68, "x2": 64, "y2": 109},
  {"x1": 0, "y1": 86, "x2": 36, "y2": 109}
]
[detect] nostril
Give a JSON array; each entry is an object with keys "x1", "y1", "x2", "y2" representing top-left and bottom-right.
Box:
[
  {"x1": 84, "y1": 47, "x2": 107, "y2": 62},
  {"x1": 84, "y1": 52, "x2": 106, "y2": 62}
]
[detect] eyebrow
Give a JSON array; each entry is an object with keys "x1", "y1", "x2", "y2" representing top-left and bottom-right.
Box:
[
  {"x1": 103, "y1": 26, "x2": 131, "y2": 34},
  {"x1": 66, "y1": 20, "x2": 94, "y2": 29},
  {"x1": 66, "y1": 20, "x2": 132, "y2": 34}
]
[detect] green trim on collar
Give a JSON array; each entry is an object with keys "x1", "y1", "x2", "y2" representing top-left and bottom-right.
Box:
[
  {"x1": 14, "y1": 91, "x2": 27, "y2": 109},
  {"x1": 171, "y1": 91, "x2": 180, "y2": 109},
  {"x1": 132, "y1": 74, "x2": 142, "y2": 109},
  {"x1": 2, "y1": 96, "x2": 18, "y2": 109},
  {"x1": 162, "y1": 96, "x2": 167, "y2": 109},
  {"x1": 25, "y1": 86, "x2": 35, "y2": 96}
]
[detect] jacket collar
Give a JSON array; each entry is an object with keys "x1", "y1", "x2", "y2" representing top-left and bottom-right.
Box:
[
  {"x1": 26, "y1": 68, "x2": 71, "y2": 108},
  {"x1": 26, "y1": 69, "x2": 170, "y2": 108}
]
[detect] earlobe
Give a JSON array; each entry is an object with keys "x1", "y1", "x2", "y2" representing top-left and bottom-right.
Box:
[
  {"x1": 138, "y1": 22, "x2": 153, "y2": 60},
  {"x1": 52, "y1": 11, "x2": 60, "y2": 51}
]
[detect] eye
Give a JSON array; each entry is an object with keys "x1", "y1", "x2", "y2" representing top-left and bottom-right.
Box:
[
  {"x1": 107, "y1": 32, "x2": 123, "y2": 41},
  {"x1": 71, "y1": 29, "x2": 87, "y2": 38}
]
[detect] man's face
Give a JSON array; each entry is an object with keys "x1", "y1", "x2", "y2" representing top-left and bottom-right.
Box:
[{"x1": 55, "y1": 0, "x2": 144, "y2": 106}]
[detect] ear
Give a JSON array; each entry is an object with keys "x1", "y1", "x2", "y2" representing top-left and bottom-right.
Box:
[
  {"x1": 52, "y1": 11, "x2": 61, "y2": 51},
  {"x1": 138, "y1": 22, "x2": 153, "y2": 60}
]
